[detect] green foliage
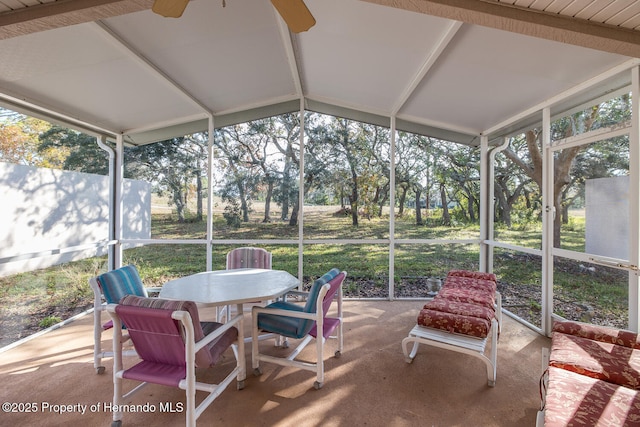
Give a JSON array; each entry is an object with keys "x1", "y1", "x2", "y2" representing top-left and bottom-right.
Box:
[
  {"x1": 38, "y1": 125, "x2": 109, "y2": 174},
  {"x1": 223, "y1": 199, "x2": 242, "y2": 228},
  {"x1": 39, "y1": 316, "x2": 62, "y2": 328}
]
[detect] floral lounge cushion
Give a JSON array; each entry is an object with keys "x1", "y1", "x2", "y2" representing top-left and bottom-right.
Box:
[
  {"x1": 417, "y1": 308, "x2": 491, "y2": 338},
  {"x1": 435, "y1": 286, "x2": 495, "y2": 310},
  {"x1": 447, "y1": 270, "x2": 497, "y2": 283},
  {"x1": 549, "y1": 331, "x2": 640, "y2": 389},
  {"x1": 544, "y1": 366, "x2": 640, "y2": 427},
  {"x1": 413, "y1": 269, "x2": 498, "y2": 338},
  {"x1": 553, "y1": 320, "x2": 640, "y2": 350},
  {"x1": 119, "y1": 295, "x2": 237, "y2": 368},
  {"x1": 444, "y1": 275, "x2": 497, "y2": 294},
  {"x1": 423, "y1": 298, "x2": 495, "y2": 322}
]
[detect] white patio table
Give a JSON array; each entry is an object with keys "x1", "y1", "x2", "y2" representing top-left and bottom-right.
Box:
[
  {"x1": 159, "y1": 268, "x2": 300, "y2": 381},
  {"x1": 159, "y1": 268, "x2": 299, "y2": 306}
]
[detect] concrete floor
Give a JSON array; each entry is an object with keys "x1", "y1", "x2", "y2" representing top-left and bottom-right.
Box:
[{"x1": 0, "y1": 300, "x2": 549, "y2": 426}]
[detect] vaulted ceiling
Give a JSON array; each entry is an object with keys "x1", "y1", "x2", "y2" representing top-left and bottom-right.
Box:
[{"x1": 0, "y1": 0, "x2": 638, "y2": 146}]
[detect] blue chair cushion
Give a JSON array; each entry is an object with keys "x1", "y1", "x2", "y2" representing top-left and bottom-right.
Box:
[
  {"x1": 97, "y1": 265, "x2": 146, "y2": 304},
  {"x1": 257, "y1": 301, "x2": 307, "y2": 338},
  {"x1": 257, "y1": 268, "x2": 341, "y2": 339}
]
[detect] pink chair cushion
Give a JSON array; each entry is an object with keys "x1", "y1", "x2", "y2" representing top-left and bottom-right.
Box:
[
  {"x1": 553, "y1": 320, "x2": 640, "y2": 350},
  {"x1": 119, "y1": 295, "x2": 237, "y2": 368},
  {"x1": 544, "y1": 366, "x2": 640, "y2": 427},
  {"x1": 550, "y1": 332, "x2": 640, "y2": 389}
]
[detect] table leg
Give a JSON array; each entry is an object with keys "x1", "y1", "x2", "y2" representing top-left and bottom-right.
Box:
[{"x1": 236, "y1": 303, "x2": 246, "y2": 382}]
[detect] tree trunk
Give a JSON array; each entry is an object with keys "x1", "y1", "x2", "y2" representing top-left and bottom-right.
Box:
[
  {"x1": 398, "y1": 185, "x2": 408, "y2": 216},
  {"x1": 281, "y1": 147, "x2": 292, "y2": 220},
  {"x1": 196, "y1": 170, "x2": 203, "y2": 222},
  {"x1": 440, "y1": 184, "x2": 450, "y2": 226},
  {"x1": 415, "y1": 189, "x2": 423, "y2": 225},
  {"x1": 238, "y1": 183, "x2": 249, "y2": 223},
  {"x1": 173, "y1": 189, "x2": 185, "y2": 223},
  {"x1": 350, "y1": 170, "x2": 359, "y2": 226},
  {"x1": 289, "y1": 200, "x2": 298, "y2": 226},
  {"x1": 467, "y1": 196, "x2": 475, "y2": 222},
  {"x1": 494, "y1": 181, "x2": 511, "y2": 226},
  {"x1": 263, "y1": 179, "x2": 273, "y2": 223}
]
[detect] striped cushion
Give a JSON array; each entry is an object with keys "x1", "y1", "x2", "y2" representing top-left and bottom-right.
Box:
[
  {"x1": 97, "y1": 265, "x2": 146, "y2": 304},
  {"x1": 227, "y1": 247, "x2": 271, "y2": 269}
]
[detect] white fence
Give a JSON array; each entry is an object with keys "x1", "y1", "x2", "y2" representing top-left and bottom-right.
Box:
[{"x1": 0, "y1": 162, "x2": 151, "y2": 277}]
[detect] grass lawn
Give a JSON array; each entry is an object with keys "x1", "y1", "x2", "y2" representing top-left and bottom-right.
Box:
[{"x1": 0, "y1": 207, "x2": 630, "y2": 347}]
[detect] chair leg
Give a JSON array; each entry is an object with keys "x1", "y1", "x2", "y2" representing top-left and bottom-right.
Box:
[
  {"x1": 336, "y1": 318, "x2": 343, "y2": 357},
  {"x1": 251, "y1": 314, "x2": 261, "y2": 376},
  {"x1": 93, "y1": 308, "x2": 105, "y2": 374},
  {"x1": 111, "y1": 326, "x2": 124, "y2": 426},
  {"x1": 314, "y1": 332, "x2": 325, "y2": 389}
]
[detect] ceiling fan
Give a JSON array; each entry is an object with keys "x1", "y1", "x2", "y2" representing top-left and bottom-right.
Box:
[{"x1": 151, "y1": 0, "x2": 316, "y2": 33}]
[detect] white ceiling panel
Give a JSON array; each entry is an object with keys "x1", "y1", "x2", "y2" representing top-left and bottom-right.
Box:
[
  {"x1": 400, "y1": 24, "x2": 629, "y2": 133},
  {"x1": 102, "y1": 0, "x2": 297, "y2": 115},
  {"x1": 0, "y1": 22, "x2": 202, "y2": 133},
  {"x1": 300, "y1": 0, "x2": 457, "y2": 116},
  {"x1": 0, "y1": 0, "x2": 637, "y2": 144}
]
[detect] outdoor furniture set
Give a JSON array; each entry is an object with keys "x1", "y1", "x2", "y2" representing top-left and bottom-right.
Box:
[
  {"x1": 91, "y1": 261, "x2": 502, "y2": 426},
  {"x1": 90, "y1": 259, "x2": 346, "y2": 426}
]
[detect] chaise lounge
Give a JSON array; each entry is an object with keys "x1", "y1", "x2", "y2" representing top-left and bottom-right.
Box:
[
  {"x1": 402, "y1": 270, "x2": 502, "y2": 386},
  {"x1": 538, "y1": 319, "x2": 640, "y2": 426}
]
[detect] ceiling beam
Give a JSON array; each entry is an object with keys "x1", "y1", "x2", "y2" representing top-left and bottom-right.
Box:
[
  {"x1": 362, "y1": 0, "x2": 640, "y2": 58},
  {"x1": 274, "y1": 10, "x2": 304, "y2": 96},
  {"x1": 0, "y1": 0, "x2": 153, "y2": 40},
  {"x1": 391, "y1": 20, "x2": 463, "y2": 116},
  {"x1": 91, "y1": 20, "x2": 212, "y2": 117}
]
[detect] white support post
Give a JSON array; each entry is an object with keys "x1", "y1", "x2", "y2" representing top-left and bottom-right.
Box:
[
  {"x1": 298, "y1": 97, "x2": 305, "y2": 283},
  {"x1": 479, "y1": 135, "x2": 489, "y2": 272},
  {"x1": 541, "y1": 108, "x2": 553, "y2": 336},
  {"x1": 389, "y1": 116, "x2": 397, "y2": 300},
  {"x1": 114, "y1": 134, "x2": 125, "y2": 268},
  {"x1": 96, "y1": 135, "x2": 116, "y2": 271},
  {"x1": 486, "y1": 138, "x2": 510, "y2": 274},
  {"x1": 207, "y1": 115, "x2": 215, "y2": 271},
  {"x1": 629, "y1": 67, "x2": 640, "y2": 332}
]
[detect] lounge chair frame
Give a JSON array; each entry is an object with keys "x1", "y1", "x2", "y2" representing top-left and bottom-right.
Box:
[{"x1": 402, "y1": 292, "x2": 502, "y2": 387}]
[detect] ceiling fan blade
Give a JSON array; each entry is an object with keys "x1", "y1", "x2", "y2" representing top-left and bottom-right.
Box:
[
  {"x1": 271, "y1": 0, "x2": 316, "y2": 33},
  {"x1": 152, "y1": 0, "x2": 190, "y2": 18}
]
